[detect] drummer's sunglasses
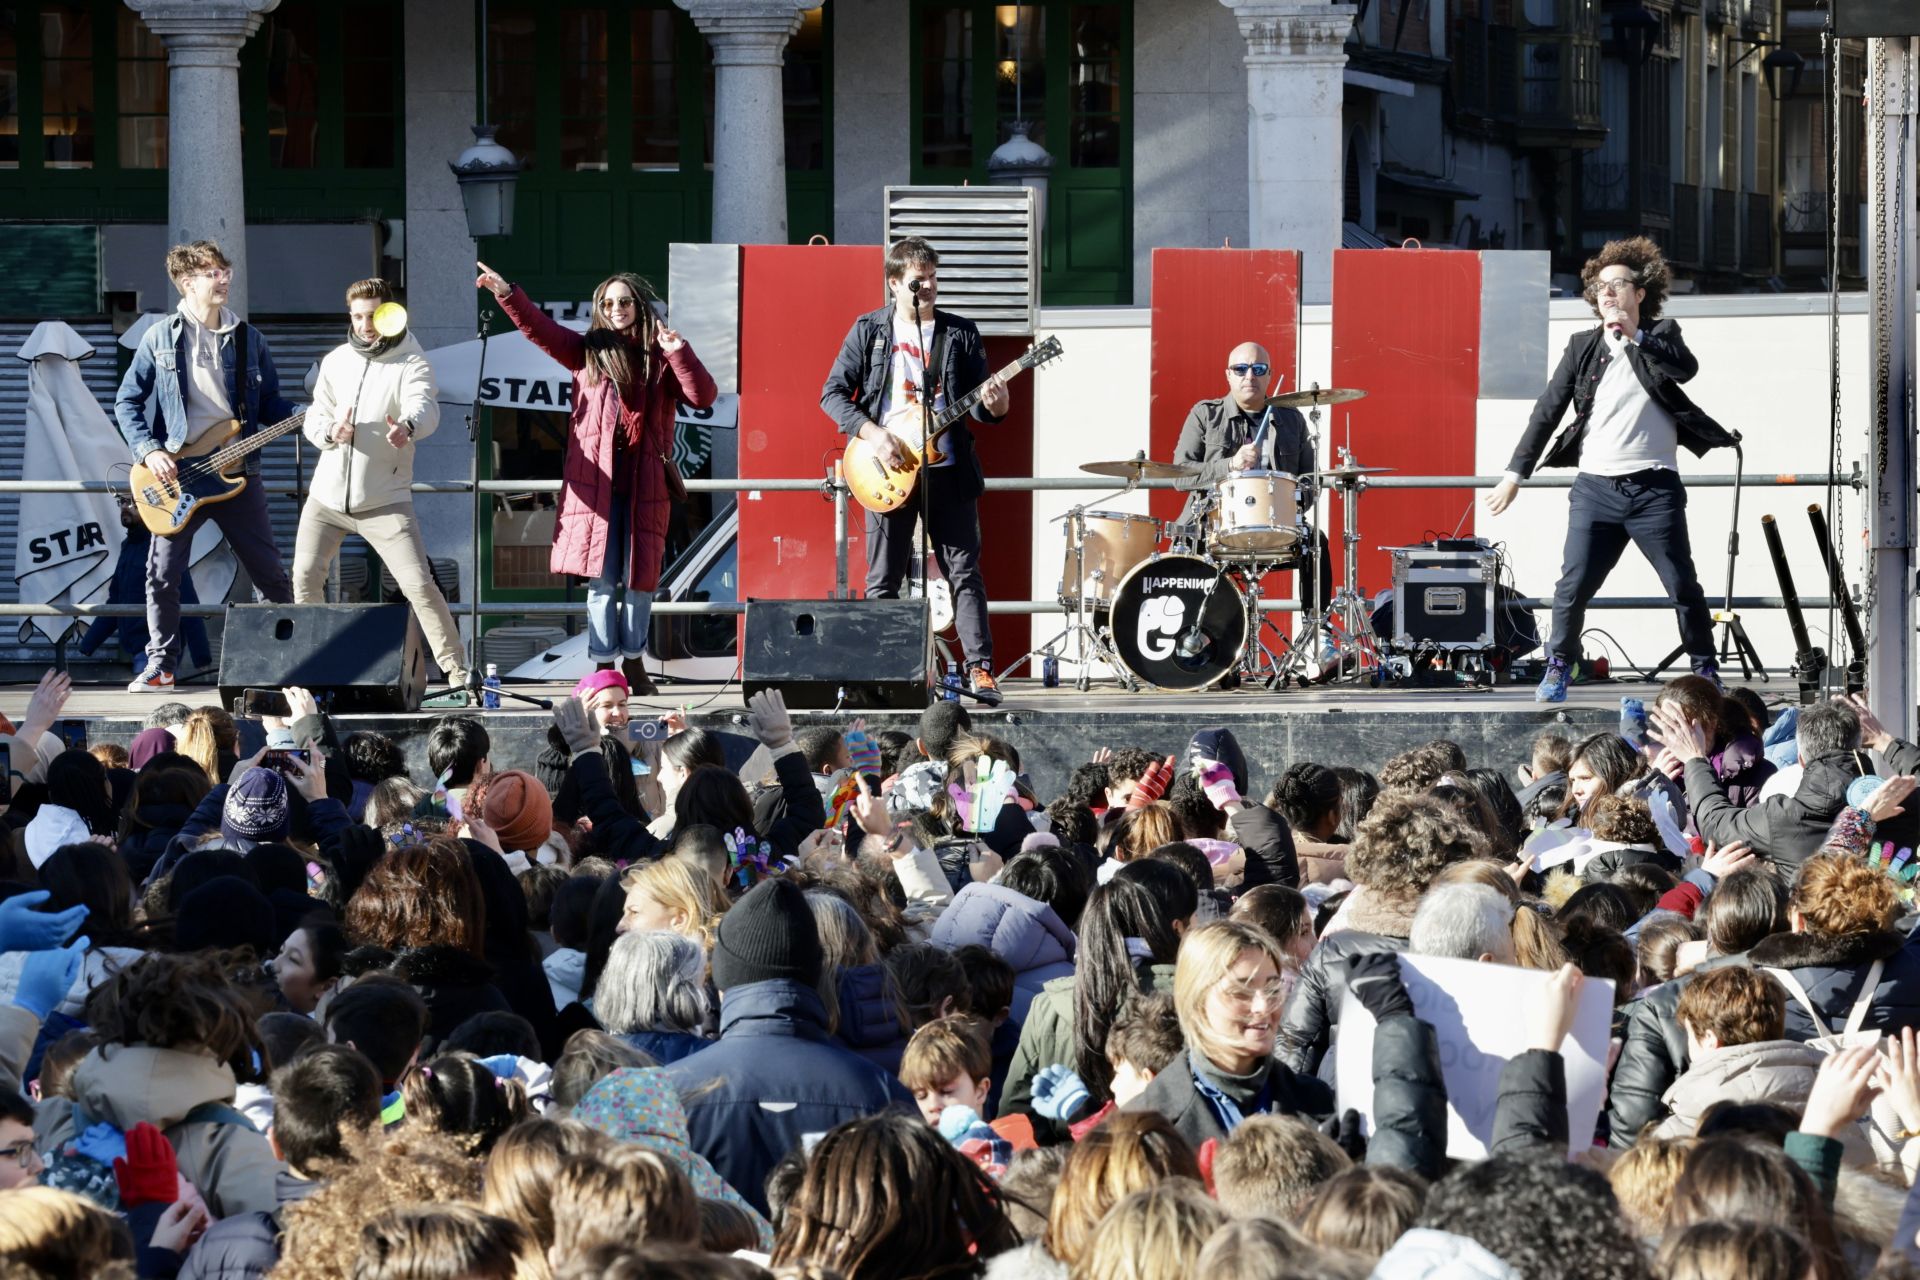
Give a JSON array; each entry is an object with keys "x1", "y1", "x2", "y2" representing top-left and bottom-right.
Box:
[{"x1": 1228, "y1": 362, "x2": 1271, "y2": 377}]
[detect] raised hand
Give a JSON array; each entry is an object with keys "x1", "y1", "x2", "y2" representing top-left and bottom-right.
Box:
[
  {"x1": 659, "y1": 326, "x2": 686, "y2": 354},
  {"x1": 1699, "y1": 840, "x2": 1757, "y2": 878},
  {"x1": 1648, "y1": 703, "x2": 1712, "y2": 763},
  {"x1": 20, "y1": 668, "x2": 72, "y2": 742},
  {"x1": 553, "y1": 695, "x2": 599, "y2": 756},
  {"x1": 474, "y1": 260, "x2": 511, "y2": 299},
  {"x1": 0, "y1": 890, "x2": 87, "y2": 953},
  {"x1": 1127, "y1": 755, "x2": 1176, "y2": 810},
  {"x1": 1841, "y1": 692, "x2": 1894, "y2": 752},
  {"x1": 1528, "y1": 963, "x2": 1584, "y2": 1053},
  {"x1": 1863, "y1": 775, "x2": 1918, "y2": 823},
  {"x1": 1800, "y1": 1044, "x2": 1882, "y2": 1139},
  {"x1": 748, "y1": 688, "x2": 793, "y2": 750}
]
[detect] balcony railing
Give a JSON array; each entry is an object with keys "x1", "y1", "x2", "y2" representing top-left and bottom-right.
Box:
[
  {"x1": 1582, "y1": 158, "x2": 1629, "y2": 213},
  {"x1": 1744, "y1": 191, "x2": 1774, "y2": 273},
  {"x1": 1672, "y1": 182, "x2": 1702, "y2": 263},
  {"x1": 1517, "y1": 31, "x2": 1604, "y2": 139}
]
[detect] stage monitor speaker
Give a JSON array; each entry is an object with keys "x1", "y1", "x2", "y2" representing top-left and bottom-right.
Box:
[
  {"x1": 743, "y1": 599, "x2": 931, "y2": 710},
  {"x1": 217, "y1": 603, "x2": 428, "y2": 714},
  {"x1": 1833, "y1": 0, "x2": 1920, "y2": 36}
]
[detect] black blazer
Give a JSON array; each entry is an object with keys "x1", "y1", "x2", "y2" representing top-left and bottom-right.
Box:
[{"x1": 1505, "y1": 318, "x2": 1735, "y2": 479}]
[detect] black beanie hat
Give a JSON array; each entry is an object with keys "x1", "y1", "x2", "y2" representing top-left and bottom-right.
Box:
[
  {"x1": 175, "y1": 875, "x2": 277, "y2": 957},
  {"x1": 710, "y1": 878, "x2": 823, "y2": 992}
]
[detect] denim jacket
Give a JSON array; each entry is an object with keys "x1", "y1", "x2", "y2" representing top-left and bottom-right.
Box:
[{"x1": 115, "y1": 312, "x2": 299, "y2": 474}]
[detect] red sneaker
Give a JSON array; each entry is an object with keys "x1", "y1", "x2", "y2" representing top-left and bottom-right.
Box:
[{"x1": 127, "y1": 664, "x2": 175, "y2": 692}]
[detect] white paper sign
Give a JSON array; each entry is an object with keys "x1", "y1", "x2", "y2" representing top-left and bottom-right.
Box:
[{"x1": 1335, "y1": 954, "x2": 1614, "y2": 1160}]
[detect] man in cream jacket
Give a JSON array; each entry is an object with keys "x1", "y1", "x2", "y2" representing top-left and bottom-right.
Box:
[{"x1": 293, "y1": 278, "x2": 465, "y2": 687}]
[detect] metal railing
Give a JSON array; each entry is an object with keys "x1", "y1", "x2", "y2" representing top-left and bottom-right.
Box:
[{"x1": 0, "y1": 467, "x2": 1864, "y2": 624}]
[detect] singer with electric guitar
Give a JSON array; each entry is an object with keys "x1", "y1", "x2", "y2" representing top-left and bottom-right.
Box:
[
  {"x1": 821, "y1": 236, "x2": 1015, "y2": 706},
  {"x1": 115, "y1": 239, "x2": 300, "y2": 693}
]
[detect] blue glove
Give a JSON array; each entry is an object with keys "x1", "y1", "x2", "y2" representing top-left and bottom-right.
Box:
[
  {"x1": 1031, "y1": 1064, "x2": 1091, "y2": 1122},
  {"x1": 71, "y1": 1120, "x2": 128, "y2": 1167},
  {"x1": 0, "y1": 891, "x2": 88, "y2": 953},
  {"x1": 938, "y1": 1104, "x2": 987, "y2": 1143},
  {"x1": 14, "y1": 935, "x2": 87, "y2": 1020},
  {"x1": 477, "y1": 1053, "x2": 521, "y2": 1081}
]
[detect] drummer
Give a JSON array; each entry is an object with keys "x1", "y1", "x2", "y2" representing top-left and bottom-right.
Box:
[{"x1": 1172, "y1": 341, "x2": 1331, "y2": 608}]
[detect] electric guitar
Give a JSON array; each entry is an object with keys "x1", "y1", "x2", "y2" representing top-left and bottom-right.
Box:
[
  {"x1": 844, "y1": 335, "x2": 1063, "y2": 514},
  {"x1": 127, "y1": 410, "x2": 308, "y2": 536}
]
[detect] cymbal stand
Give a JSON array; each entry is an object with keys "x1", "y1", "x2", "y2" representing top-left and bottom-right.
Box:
[
  {"x1": 1323, "y1": 445, "x2": 1384, "y2": 683},
  {"x1": 1269, "y1": 399, "x2": 1336, "y2": 687},
  {"x1": 998, "y1": 490, "x2": 1132, "y2": 692}
]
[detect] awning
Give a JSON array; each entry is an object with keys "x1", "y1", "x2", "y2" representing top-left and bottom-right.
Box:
[{"x1": 1377, "y1": 169, "x2": 1482, "y2": 200}]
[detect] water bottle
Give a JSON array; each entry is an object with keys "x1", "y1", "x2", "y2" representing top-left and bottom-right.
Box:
[
  {"x1": 1042, "y1": 652, "x2": 1060, "y2": 688},
  {"x1": 940, "y1": 670, "x2": 963, "y2": 702},
  {"x1": 482, "y1": 663, "x2": 501, "y2": 709}
]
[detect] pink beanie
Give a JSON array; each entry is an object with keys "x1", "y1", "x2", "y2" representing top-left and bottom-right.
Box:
[{"x1": 573, "y1": 669, "x2": 629, "y2": 701}]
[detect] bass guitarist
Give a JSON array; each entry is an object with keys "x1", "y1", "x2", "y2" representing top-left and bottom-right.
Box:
[
  {"x1": 115, "y1": 239, "x2": 298, "y2": 692},
  {"x1": 820, "y1": 236, "x2": 1010, "y2": 705}
]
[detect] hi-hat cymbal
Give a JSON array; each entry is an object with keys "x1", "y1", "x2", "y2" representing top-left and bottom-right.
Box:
[
  {"x1": 1081, "y1": 456, "x2": 1198, "y2": 480},
  {"x1": 1268, "y1": 386, "x2": 1367, "y2": 409},
  {"x1": 1301, "y1": 465, "x2": 1396, "y2": 481}
]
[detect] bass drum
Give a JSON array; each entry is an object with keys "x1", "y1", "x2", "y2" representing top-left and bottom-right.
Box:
[{"x1": 1107, "y1": 554, "x2": 1250, "y2": 691}]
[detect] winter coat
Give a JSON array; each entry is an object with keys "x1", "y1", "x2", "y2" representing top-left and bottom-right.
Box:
[
  {"x1": 831, "y1": 963, "x2": 910, "y2": 1072},
  {"x1": 118, "y1": 804, "x2": 196, "y2": 884},
  {"x1": 47, "y1": 1044, "x2": 283, "y2": 1219},
  {"x1": 572, "y1": 1066, "x2": 775, "y2": 1248},
  {"x1": 1491, "y1": 1048, "x2": 1571, "y2": 1156},
  {"x1": 177, "y1": 1172, "x2": 321, "y2": 1280},
  {"x1": 390, "y1": 945, "x2": 514, "y2": 1051},
  {"x1": 1686, "y1": 738, "x2": 1920, "y2": 872},
  {"x1": 930, "y1": 884, "x2": 1075, "y2": 1022},
  {"x1": 1746, "y1": 927, "x2": 1920, "y2": 1043},
  {"x1": 1225, "y1": 804, "x2": 1301, "y2": 888},
  {"x1": 1608, "y1": 978, "x2": 1689, "y2": 1148},
  {"x1": 1652, "y1": 1039, "x2": 1828, "y2": 1140},
  {"x1": 302, "y1": 332, "x2": 440, "y2": 513},
  {"x1": 1002, "y1": 962, "x2": 1179, "y2": 1144},
  {"x1": 460, "y1": 839, "x2": 559, "y2": 1051},
  {"x1": 620, "y1": 1029, "x2": 710, "y2": 1065},
  {"x1": 662, "y1": 979, "x2": 915, "y2": 1215},
  {"x1": 498, "y1": 285, "x2": 717, "y2": 591},
  {"x1": 1581, "y1": 841, "x2": 1682, "y2": 885},
  {"x1": 1124, "y1": 1017, "x2": 1448, "y2": 1179},
  {"x1": 1292, "y1": 835, "x2": 1350, "y2": 887},
  {"x1": 1277, "y1": 891, "x2": 1418, "y2": 1077}
]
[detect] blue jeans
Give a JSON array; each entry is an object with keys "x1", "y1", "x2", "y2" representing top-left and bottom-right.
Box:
[{"x1": 588, "y1": 498, "x2": 654, "y2": 662}]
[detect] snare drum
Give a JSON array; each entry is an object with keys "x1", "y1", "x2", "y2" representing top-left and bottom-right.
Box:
[
  {"x1": 1060, "y1": 510, "x2": 1161, "y2": 609},
  {"x1": 1208, "y1": 470, "x2": 1303, "y2": 558},
  {"x1": 1107, "y1": 553, "x2": 1250, "y2": 691}
]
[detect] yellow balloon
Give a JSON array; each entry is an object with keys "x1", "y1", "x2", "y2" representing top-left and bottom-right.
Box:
[{"x1": 372, "y1": 302, "x2": 409, "y2": 338}]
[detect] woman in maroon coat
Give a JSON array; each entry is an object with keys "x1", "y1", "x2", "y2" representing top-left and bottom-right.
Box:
[{"x1": 476, "y1": 261, "x2": 717, "y2": 695}]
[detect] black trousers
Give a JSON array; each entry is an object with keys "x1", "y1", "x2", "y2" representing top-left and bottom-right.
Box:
[
  {"x1": 1550, "y1": 468, "x2": 1713, "y2": 663},
  {"x1": 865, "y1": 467, "x2": 992, "y2": 667}
]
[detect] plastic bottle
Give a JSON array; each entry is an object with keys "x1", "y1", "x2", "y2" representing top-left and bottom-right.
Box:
[
  {"x1": 1042, "y1": 652, "x2": 1060, "y2": 688},
  {"x1": 482, "y1": 663, "x2": 501, "y2": 709}
]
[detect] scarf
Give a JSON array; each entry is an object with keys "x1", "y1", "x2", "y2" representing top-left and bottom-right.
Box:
[
  {"x1": 348, "y1": 326, "x2": 404, "y2": 358},
  {"x1": 1188, "y1": 1047, "x2": 1272, "y2": 1135}
]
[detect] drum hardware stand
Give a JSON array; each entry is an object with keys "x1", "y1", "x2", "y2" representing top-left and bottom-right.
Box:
[
  {"x1": 1269, "y1": 397, "x2": 1337, "y2": 688},
  {"x1": 1323, "y1": 449, "x2": 1385, "y2": 683},
  {"x1": 1645, "y1": 434, "x2": 1767, "y2": 683},
  {"x1": 999, "y1": 497, "x2": 1134, "y2": 692}
]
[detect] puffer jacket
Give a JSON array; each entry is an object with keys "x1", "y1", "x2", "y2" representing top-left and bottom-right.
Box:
[
  {"x1": 832, "y1": 963, "x2": 910, "y2": 1071},
  {"x1": 44, "y1": 1044, "x2": 283, "y2": 1219},
  {"x1": 1002, "y1": 962, "x2": 1178, "y2": 1144},
  {"x1": 1277, "y1": 891, "x2": 1418, "y2": 1077},
  {"x1": 1608, "y1": 977, "x2": 1688, "y2": 1148},
  {"x1": 1687, "y1": 738, "x2": 1920, "y2": 872},
  {"x1": 1581, "y1": 841, "x2": 1682, "y2": 885},
  {"x1": 1652, "y1": 1038, "x2": 1829, "y2": 1141},
  {"x1": 302, "y1": 331, "x2": 440, "y2": 514},
  {"x1": 662, "y1": 979, "x2": 914, "y2": 1216},
  {"x1": 930, "y1": 884, "x2": 1075, "y2": 1022},
  {"x1": 1747, "y1": 926, "x2": 1920, "y2": 1042},
  {"x1": 1224, "y1": 804, "x2": 1301, "y2": 888},
  {"x1": 177, "y1": 1172, "x2": 322, "y2": 1280}
]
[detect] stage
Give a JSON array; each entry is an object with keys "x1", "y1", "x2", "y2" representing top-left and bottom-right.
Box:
[{"x1": 26, "y1": 674, "x2": 1715, "y2": 796}]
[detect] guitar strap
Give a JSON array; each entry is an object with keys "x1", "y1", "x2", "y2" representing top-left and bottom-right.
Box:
[{"x1": 233, "y1": 319, "x2": 249, "y2": 432}]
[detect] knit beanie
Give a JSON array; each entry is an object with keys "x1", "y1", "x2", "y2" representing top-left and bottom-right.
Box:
[
  {"x1": 573, "y1": 669, "x2": 629, "y2": 702},
  {"x1": 175, "y1": 876, "x2": 277, "y2": 957},
  {"x1": 221, "y1": 767, "x2": 290, "y2": 848},
  {"x1": 483, "y1": 770, "x2": 554, "y2": 855},
  {"x1": 710, "y1": 878, "x2": 823, "y2": 992}
]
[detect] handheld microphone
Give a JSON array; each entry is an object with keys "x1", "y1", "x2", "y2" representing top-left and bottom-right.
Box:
[{"x1": 908, "y1": 280, "x2": 923, "y2": 294}]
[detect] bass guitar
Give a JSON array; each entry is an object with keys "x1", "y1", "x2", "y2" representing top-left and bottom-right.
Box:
[
  {"x1": 844, "y1": 335, "x2": 1063, "y2": 514},
  {"x1": 127, "y1": 410, "x2": 308, "y2": 536}
]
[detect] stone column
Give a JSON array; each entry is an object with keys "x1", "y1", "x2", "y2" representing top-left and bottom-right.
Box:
[
  {"x1": 126, "y1": 0, "x2": 278, "y2": 316},
  {"x1": 676, "y1": 0, "x2": 810, "y2": 245},
  {"x1": 1221, "y1": 0, "x2": 1356, "y2": 304}
]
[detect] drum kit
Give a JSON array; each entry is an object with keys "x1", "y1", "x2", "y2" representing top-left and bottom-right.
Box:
[{"x1": 1015, "y1": 385, "x2": 1392, "y2": 694}]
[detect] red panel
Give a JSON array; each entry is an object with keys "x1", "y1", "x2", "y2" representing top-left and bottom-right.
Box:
[
  {"x1": 1330, "y1": 250, "x2": 1482, "y2": 596},
  {"x1": 736, "y1": 245, "x2": 1033, "y2": 666},
  {"x1": 1148, "y1": 249, "x2": 1302, "y2": 529},
  {"x1": 737, "y1": 245, "x2": 882, "y2": 602}
]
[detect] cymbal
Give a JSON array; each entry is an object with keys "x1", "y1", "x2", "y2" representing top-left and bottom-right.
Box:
[
  {"x1": 1268, "y1": 386, "x2": 1368, "y2": 409},
  {"x1": 1080, "y1": 456, "x2": 1198, "y2": 480},
  {"x1": 1302, "y1": 465, "x2": 1396, "y2": 481}
]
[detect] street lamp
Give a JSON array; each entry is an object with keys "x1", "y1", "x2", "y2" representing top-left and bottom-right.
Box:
[
  {"x1": 986, "y1": 6, "x2": 1051, "y2": 241},
  {"x1": 449, "y1": 0, "x2": 521, "y2": 238}
]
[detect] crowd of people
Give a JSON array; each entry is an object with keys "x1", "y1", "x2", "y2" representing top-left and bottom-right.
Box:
[{"x1": 0, "y1": 664, "x2": 1918, "y2": 1280}]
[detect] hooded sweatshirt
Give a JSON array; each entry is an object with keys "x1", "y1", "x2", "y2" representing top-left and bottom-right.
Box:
[{"x1": 178, "y1": 300, "x2": 237, "y2": 443}]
